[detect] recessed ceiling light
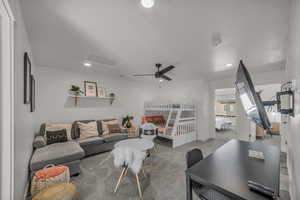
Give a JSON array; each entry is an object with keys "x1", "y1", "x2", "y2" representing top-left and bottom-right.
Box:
[
  {"x1": 159, "y1": 79, "x2": 164, "y2": 82},
  {"x1": 141, "y1": 0, "x2": 154, "y2": 8},
  {"x1": 83, "y1": 61, "x2": 92, "y2": 67},
  {"x1": 225, "y1": 63, "x2": 233, "y2": 67}
]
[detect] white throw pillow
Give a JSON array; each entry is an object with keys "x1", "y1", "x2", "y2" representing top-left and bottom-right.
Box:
[
  {"x1": 45, "y1": 123, "x2": 72, "y2": 141},
  {"x1": 78, "y1": 121, "x2": 98, "y2": 139}
]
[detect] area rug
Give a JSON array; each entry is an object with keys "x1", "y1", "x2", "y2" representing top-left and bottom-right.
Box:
[{"x1": 71, "y1": 138, "x2": 290, "y2": 200}]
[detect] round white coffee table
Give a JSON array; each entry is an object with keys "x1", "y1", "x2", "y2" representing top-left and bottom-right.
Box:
[{"x1": 115, "y1": 138, "x2": 154, "y2": 151}]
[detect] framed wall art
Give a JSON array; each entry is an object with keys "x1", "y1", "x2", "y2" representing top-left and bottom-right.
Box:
[
  {"x1": 97, "y1": 87, "x2": 107, "y2": 97},
  {"x1": 30, "y1": 75, "x2": 35, "y2": 112},
  {"x1": 24, "y1": 52, "x2": 31, "y2": 104},
  {"x1": 84, "y1": 81, "x2": 98, "y2": 97}
]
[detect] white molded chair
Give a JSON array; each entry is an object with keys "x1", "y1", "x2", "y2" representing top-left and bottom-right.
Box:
[{"x1": 140, "y1": 122, "x2": 158, "y2": 152}]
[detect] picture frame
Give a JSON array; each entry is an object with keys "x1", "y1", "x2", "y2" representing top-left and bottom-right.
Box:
[
  {"x1": 24, "y1": 52, "x2": 31, "y2": 104},
  {"x1": 84, "y1": 81, "x2": 98, "y2": 97},
  {"x1": 30, "y1": 75, "x2": 35, "y2": 112},
  {"x1": 97, "y1": 87, "x2": 107, "y2": 97}
]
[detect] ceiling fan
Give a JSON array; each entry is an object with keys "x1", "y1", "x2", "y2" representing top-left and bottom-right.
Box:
[{"x1": 133, "y1": 63, "x2": 175, "y2": 81}]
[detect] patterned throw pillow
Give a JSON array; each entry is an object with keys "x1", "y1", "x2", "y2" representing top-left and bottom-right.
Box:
[
  {"x1": 45, "y1": 123, "x2": 72, "y2": 141},
  {"x1": 101, "y1": 120, "x2": 120, "y2": 135},
  {"x1": 107, "y1": 124, "x2": 121, "y2": 134},
  {"x1": 77, "y1": 121, "x2": 98, "y2": 139},
  {"x1": 46, "y1": 129, "x2": 68, "y2": 145}
]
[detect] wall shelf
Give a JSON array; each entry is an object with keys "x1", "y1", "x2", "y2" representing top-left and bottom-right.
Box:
[{"x1": 69, "y1": 95, "x2": 115, "y2": 106}]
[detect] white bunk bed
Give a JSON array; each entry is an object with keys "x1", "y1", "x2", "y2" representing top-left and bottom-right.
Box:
[{"x1": 144, "y1": 102, "x2": 197, "y2": 148}]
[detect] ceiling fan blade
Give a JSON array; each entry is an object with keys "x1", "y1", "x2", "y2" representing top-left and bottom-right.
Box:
[
  {"x1": 161, "y1": 75, "x2": 172, "y2": 81},
  {"x1": 133, "y1": 74, "x2": 155, "y2": 77},
  {"x1": 158, "y1": 65, "x2": 175, "y2": 75}
]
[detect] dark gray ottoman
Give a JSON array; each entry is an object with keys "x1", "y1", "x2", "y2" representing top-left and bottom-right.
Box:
[{"x1": 30, "y1": 141, "x2": 85, "y2": 176}]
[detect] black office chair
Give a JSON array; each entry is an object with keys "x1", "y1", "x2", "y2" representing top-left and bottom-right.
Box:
[{"x1": 186, "y1": 149, "x2": 231, "y2": 200}]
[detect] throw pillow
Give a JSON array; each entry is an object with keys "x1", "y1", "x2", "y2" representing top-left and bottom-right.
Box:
[
  {"x1": 46, "y1": 129, "x2": 68, "y2": 145},
  {"x1": 33, "y1": 136, "x2": 46, "y2": 149},
  {"x1": 107, "y1": 124, "x2": 121, "y2": 134},
  {"x1": 46, "y1": 123, "x2": 72, "y2": 141},
  {"x1": 77, "y1": 121, "x2": 98, "y2": 139},
  {"x1": 101, "y1": 120, "x2": 119, "y2": 135}
]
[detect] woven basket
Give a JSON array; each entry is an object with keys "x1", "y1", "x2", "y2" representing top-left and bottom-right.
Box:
[
  {"x1": 32, "y1": 183, "x2": 78, "y2": 200},
  {"x1": 31, "y1": 164, "x2": 70, "y2": 196}
]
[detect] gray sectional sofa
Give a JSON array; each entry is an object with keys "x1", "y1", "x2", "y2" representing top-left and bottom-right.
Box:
[{"x1": 29, "y1": 119, "x2": 129, "y2": 176}]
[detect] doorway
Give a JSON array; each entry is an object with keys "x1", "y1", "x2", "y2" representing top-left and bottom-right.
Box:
[
  {"x1": 214, "y1": 84, "x2": 282, "y2": 144},
  {"x1": 0, "y1": 1, "x2": 15, "y2": 199},
  {"x1": 215, "y1": 88, "x2": 238, "y2": 140}
]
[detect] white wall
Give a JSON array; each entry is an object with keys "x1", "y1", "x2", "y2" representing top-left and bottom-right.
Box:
[
  {"x1": 285, "y1": 0, "x2": 300, "y2": 199},
  {"x1": 144, "y1": 79, "x2": 214, "y2": 141},
  {"x1": 210, "y1": 70, "x2": 285, "y2": 90},
  {"x1": 8, "y1": 0, "x2": 36, "y2": 199},
  {"x1": 235, "y1": 95, "x2": 253, "y2": 141},
  {"x1": 35, "y1": 66, "x2": 212, "y2": 141},
  {"x1": 35, "y1": 67, "x2": 155, "y2": 129}
]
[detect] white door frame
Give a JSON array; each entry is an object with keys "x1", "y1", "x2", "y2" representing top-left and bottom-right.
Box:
[{"x1": 0, "y1": 0, "x2": 15, "y2": 199}]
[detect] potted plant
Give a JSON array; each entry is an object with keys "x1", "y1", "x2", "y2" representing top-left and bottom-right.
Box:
[
  {"x1": 109, "y1": 93, "x2": 115, "y2": 105},
  {"x1": 69, "y1": 85, "x2": 83, "y2": 96},
  {"x1": 109, "y1": 92, "x2": 115, "y2": 99},
  {"x1": 122, "y1": 115, "x2": 134, "y2": 128}
]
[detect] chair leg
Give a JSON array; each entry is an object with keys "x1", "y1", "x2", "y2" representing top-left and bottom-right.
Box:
[
  {"x1": 114, "y1": 167, "x2": 126, "y2": 193},
  {"x1": 135, "y1": 173, "x2": 143, "y2": 200},
  {"x1": 124, "y1": 167, "x2": 129, "y2": 177}
]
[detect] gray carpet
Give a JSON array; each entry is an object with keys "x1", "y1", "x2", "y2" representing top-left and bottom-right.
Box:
[{"x1": 71, "y1": 138, "x2": 290, "y2": 200}]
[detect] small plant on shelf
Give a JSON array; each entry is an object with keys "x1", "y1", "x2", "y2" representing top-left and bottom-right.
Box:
[
  {"x1": 122, "y1": 115, "x2": 134, "y2": 128},
  {"x1": 69, "y1": 85, "x2": 83, "y2": 96},
  {"x1": 109, "y1": 93, "x2": 115, "y2": 99},
  {"x1": 109, "y1": 93, "x2": 115, "y2": 105}
]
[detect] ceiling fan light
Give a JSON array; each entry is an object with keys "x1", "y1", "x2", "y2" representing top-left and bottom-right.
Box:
[{"x1": 141, "y1": 0, "x2": 154, "y2": 8}]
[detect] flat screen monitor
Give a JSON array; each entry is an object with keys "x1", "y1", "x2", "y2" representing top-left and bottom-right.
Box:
[{"x1": 235, "y1": 60, "x2": 271, "y2": 130}]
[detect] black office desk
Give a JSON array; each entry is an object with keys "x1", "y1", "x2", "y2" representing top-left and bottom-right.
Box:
[{"x1": 186, "y1": 139, "x2": 280, "y2": 200}]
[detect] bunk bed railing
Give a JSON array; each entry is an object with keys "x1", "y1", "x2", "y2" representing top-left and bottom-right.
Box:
[{"x1": 144, "y1": 102, "x2": 197, "y2": 147}]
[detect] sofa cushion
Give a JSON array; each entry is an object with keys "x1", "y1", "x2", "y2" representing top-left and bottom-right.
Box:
[
  {"x1": 33, "y1": 136, "x2": 46, "y2": 149},
  {"x1": 96, "y1": 119, "x2": 117, "y2": 135},
  {"x1": 107, "y1": 124, "x2": 121, "y2": 134},
  {"x1": 45, "y1": 123, "x2": 72, "y2": 141},
  {"x1": 30, "y1": 141, "x2": 85, "y2": 171},
  {"x1": 102, "y1": 133, "x2": 128, "y2": 143},
  {"x1": 45, "y1": 129, "x2": 68, "y2": 145},
  {"x1": 71, "y1": 120, "x2": 102, "y2": 139},
  {"x1": 77, "y1": 136, "x2": 104, "y2": 146},
  {"x1": 77, "y1": 121, "x2": 98, "y2": 139},
  {"x1": 101, "y1": 120, "x2": 120, "y2": 135}
]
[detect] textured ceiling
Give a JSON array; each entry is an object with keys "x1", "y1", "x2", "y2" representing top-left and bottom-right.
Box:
[{"x1": 21, "y1": 0, "x2": 290, "y2": 80}]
